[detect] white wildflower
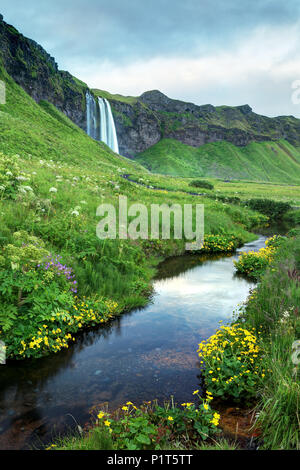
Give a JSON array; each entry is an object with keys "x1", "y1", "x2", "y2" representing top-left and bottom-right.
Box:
[
  {"x1": 49, "y1": 187, "x2": 57, "y2": 193},
  {"x1": 16, "y1": 176, "x2": 29, "y2": 182}
]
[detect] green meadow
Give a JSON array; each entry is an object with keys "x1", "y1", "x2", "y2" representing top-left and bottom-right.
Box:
[
  {"x1": 0, "y1": 59, "x2": 299, "y2": 450},
  {"x1": 136, "y1": 138, "x2": 300, "y2": 183}
]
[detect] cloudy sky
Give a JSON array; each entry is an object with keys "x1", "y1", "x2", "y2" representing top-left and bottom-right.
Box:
[{"x1": 2, "y1": 0, "x2": 300, "y2": 117}]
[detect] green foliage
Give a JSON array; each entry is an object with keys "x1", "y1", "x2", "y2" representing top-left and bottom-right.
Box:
[
  {"x1": 136, "y1": 138, "x2": 300, "y2": 183},
  {"x1": 93, "y1": 89, "x2": 138, "y2": 105},
  {"x1": 254, "y1": 331, "x2": 300, "y2": 449},
  {"x1": 1, "y1": 230, "x2": 49, "y2": 269},
  {"x1": 287, "y1": 226, "x2": 300, "y2": 238},
  {"x1": 234, "y1": 235, "x2": 286, "y2": 280},
  {"x1": 0, "y1": 152, "x2": 29, "y2": 199},
  {"x1": 201, "y1": 234, "x2": 239, "y2": 253},
  {"x1": 0, "y1": 232, "x2": 76, "y2": 355},
  {"x1": 283, "y1": 209, "x2": 300, "y2": 226},
  {"x1": 94, "y1": 397, "x2": 220, "y2": 450},
  {"x1": 198, "y1": 324, "x2": 264, "y2": 402},
  {"x1": 235, "y1": 251, "x2": 270, "y2": 280},
  {"x1": 0, "y1": 230, "x2": 121, "y2": 358},
  {"x1": 189, "y1": 179, "x2": 214, "y2": 190},
  {"x1": 52, "y1": 427, "x2": 115, "y2": 451},
  {"x1": 108, "y1": 411, "x2": 160, "y2": 450},
  {"x1": 239, "y1": 235, "x2": 300, "y2": 449},
  {"x1": 247, "y1": 198, "x2": 292, "y2": 219}
]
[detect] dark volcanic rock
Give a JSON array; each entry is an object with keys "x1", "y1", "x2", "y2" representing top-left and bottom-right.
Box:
[
  {"x1": 111, "y1": 99, "x2": 161, "y2": 158},
  {"x1": 2, "y1": 14, "x2": 300, "y2": 160},
  {"x1": 106, "y1": 89, "x2": 300, "y2": 157},
  {"x1": 0, "y1": 14, "x2": 88, "y2": 131},
  {"x1": 139, "y1": 89, "x2": 214, "y2": 115},
  {"x1": 106, "y1": 90, "x2": 300, "y2": 157}
]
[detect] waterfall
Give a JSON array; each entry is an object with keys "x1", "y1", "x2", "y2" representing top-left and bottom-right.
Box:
[
  {"x1": 86, "y1": 91, "x2": 119, "y2": 154},
  {"x1": 98, "y1": 97, "x2": 119, "y2": 154},
  {"x1": 86, "y1": 91, "x2": 98, "y2": 140},
  {"x1": 98, "y1": 97, "x2": 108, "y2": 144}
]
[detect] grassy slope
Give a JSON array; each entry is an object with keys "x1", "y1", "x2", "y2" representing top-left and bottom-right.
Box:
[
  {"x1": 135, "y1": 138, "x2": 300, "y2": 183},
  {"x1": 1, "y1": 62, "x2": 299, "y2": 451},
  {"x1": 92, "y1": 88, "x2": 138, "y2": 105},
  {"x1": 243, "y1": 235, "x2": 300, "y2": 449},
  {"x1": 127, "y1": 173, "x2": 300, "y2": 206},
  {"x1": 0, "y1": 65, "x2": 267, "y2": 311},
  {"x1": 0, "y1": 65, "x2": 142, "y2": 172}
]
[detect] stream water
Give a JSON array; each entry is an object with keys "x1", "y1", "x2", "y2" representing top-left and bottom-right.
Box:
[{"x1": 0, "y1": 235, "x2": 267, "y2": 450}]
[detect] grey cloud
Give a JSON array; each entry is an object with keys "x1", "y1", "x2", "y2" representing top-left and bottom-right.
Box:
[
  {"x1": 1, "y1": 0, "x2": 300, "y2": 117},
  {"x1": 1, "y1": 0, "x2": 300, "y2": 66}
]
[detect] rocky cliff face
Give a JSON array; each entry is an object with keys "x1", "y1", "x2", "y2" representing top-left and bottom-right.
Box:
[
  {"x1": 2, "y1": 13, "x2": 300, "y2": 160},
  {"x1": 104, "y1": 89, "x2": 300, "y2": 158},
  {"x1": 0, "y1": 14, "x2": 88, "y2": 131},
  {"x1": 108, "y1": 98, "x2": 162, "y2": 157}
]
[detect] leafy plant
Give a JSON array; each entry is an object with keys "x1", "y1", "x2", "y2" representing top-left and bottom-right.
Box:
[
  {"x1": 198, "y1": 323, "x2": 265, "y2": 402},
  {"x1": 189, "y1": 180, "x2": 214, "y2": 190},
  {"x1": 246, "y1": 198, "x2": 291, "y2": 220},
  {"x1": 234, "y1": 235, "x2": 285, "y2": 279},
  {"x1": 94, "y1": 396, "x2": 221, "y2": 450},
  {"x1": 201, "y1": 234, "x2": 239, "y2": 253}
]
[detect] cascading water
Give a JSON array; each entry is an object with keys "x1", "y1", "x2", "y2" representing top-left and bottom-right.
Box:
[
  {"x1": 98, "y1": 97, "x2": 119, "y2": 154},
  {"x1": 85, "y1": 91, "x2": 119, "y2": 154},
  {"x1": 86, "y1": 91, "x2": 98, "y2": 140},
  {"x1": 98, "y1": 97, "x2": 108, "y2": 144}
]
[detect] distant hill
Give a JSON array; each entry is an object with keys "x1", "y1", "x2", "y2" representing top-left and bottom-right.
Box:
[
  {"x1": 1, "y1": 12, "x2": 300, "y2": 183},
  {"x1": 135, "y1": 138, "x2": 300, "y2": 183},
  {"x1": 93, "y1": 89, "x2": 300, "y2": 159}
]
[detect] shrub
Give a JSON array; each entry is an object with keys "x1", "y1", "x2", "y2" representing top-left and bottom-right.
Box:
[
  {"x1": 94, "y1": 396, "x2": 221, "y2": 450},
  {"x1": 0, "y1": 152, "x2": 33, "y2": 199},
  {"x1": 246, "y1": 198, "x2": 291, "y2": 220},
  {"x1": 201, "y1": 234, "x2": 239, "y2": 253},
  {"x1": 4, "y1": 296, "x2": 119, "y2": 359},
  {"x1": 234, "y1": 235, "x2": 285, "y2": 279},
  {"x1": 198, "y1": 324, "x2": 265, "y2": 402},
  {"x1": 242, "y1": 235, "x2": 300, "y2": 449},
  {"x1": 0, "y1": 231, "x2": 77, "y2": 358},
  {"x1": 283, "y1": 209, "x2": 300, "y2": 226},
  {"x1": 189, "y1": 180, "x2": 214, "y2": 190}
]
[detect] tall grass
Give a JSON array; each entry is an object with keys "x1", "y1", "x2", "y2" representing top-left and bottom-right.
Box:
[
  {"x1": 244, "y1": 235, "x2": 300, "y2": 449},
  {"x1": 256, "y1": 333, "x2": 300, "y2": 449}
]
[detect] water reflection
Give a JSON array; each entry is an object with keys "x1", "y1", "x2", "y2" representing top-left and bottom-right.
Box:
[{"x1": 0, "y1": 236, "x2": 265, "y2": 449}]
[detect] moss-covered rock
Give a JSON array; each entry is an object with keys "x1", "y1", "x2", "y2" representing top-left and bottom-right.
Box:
[{"x1": 0, "y1": 14, "x2": 89, "y2": 131}]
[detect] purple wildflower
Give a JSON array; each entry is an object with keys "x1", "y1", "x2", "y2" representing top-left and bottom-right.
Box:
[{"x1": 38, "y1": 254, "x2": 78, "y2": 295}]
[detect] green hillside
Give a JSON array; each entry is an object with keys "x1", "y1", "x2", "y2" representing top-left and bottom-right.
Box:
[
  {"x1": 135, "y1": 138, "x2": 300, "y2": 183},
  {"x1": 0, "y1": 64, "x2": 143, "y2": 172},
  {"x1": 0, "y1": 62, "x2": 272, "y2": 361}
]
